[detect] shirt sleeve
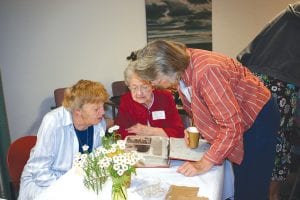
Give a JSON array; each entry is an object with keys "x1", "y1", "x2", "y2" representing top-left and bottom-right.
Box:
[
  {"x1": 159, "y1": 91, "x2": 185, "y2": 138},
  {"x1": 19, "y1": 114, "x2": 62, "y2": 199},
  {"x1": 198, "y1": 67, "x2": 244, "y2": 164}
]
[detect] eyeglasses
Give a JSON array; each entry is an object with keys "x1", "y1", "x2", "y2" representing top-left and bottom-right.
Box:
[{"x1": 129, "y1": 85, "x2": 152, "y2": 93}]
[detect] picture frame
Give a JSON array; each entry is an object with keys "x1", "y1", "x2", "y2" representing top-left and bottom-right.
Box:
[{"x1": 145, "y1": 0, "x2": 212, "y2": 50}]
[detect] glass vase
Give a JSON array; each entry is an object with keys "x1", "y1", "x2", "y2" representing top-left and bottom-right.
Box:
[
  {"x1": 111, "y1": 173, "x2": 131, "y2": 200},
  {"x1": 112, "y1": 183, "x2": 127, "y2": 200},
  {"x1": 124, "y1": 172, "x2": 131, "y2": 189}
]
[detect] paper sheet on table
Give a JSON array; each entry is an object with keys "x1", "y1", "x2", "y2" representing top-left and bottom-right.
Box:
[{"x1": 128, "y1": 165, "x2": 224, "y2": 200}]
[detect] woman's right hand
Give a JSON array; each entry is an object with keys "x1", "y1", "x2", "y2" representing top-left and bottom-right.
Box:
[
  {"x1": 177, "y1": 158, "x2": 214, "y2": 176},
  {"x1": 184, "y1": 129, "x2": 189, "y2": 146}
]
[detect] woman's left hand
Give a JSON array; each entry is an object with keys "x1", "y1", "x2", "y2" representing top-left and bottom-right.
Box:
[
  {"x1": 126, "y1": 123, "x2": 168, "y2": 137},
  {"x1": 177, "y1": 158, "x2": 214, "y2": 176},
  {"x1": 126, "y1": 123, "x2": 150, "y2": 135}
]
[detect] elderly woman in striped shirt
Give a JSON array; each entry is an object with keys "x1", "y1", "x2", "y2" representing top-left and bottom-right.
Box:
[{"x1": 128, "y1": 40, "x2": 280, "y2": 200}]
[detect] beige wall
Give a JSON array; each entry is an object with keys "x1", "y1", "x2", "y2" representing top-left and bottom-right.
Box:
[
  {"x1": 0, "y1": 0, "x2": 297, "y2": 141},
  {"x1": 213, "y1": 0, "x2": 299, "y2": 57}
]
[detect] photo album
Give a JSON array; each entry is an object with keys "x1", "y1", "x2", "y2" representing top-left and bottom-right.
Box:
[{"x1": 124, "y1": 135, "x2": 210, "y2": 167}]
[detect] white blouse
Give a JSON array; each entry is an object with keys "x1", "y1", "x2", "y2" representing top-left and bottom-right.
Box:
[{"x1": 18, "y1": 107, "x2": 106, "y2": 200}]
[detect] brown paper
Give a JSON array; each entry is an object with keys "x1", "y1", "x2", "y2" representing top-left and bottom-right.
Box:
[{"x1": 165, "y1": 185, "x2": 209, "y2": 200}]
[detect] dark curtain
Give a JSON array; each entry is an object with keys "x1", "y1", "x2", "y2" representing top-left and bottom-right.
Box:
[{"x1": 0, "y1": 70, "x2": 12, "y2": 199}]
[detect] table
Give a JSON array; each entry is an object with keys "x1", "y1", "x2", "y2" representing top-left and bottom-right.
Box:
[{"x1": 36, "y1": 159, "x2": 234, "y2": 200}]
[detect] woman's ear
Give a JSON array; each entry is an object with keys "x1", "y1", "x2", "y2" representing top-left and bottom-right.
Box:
[
  {"x1": 150, "y1": 84, "x2": 154, "y2": 91},
  {"x1": 73, "y1": 108, "x2": 82, "y2": 117}
]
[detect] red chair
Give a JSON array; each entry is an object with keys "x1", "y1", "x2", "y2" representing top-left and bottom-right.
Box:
[{"x1": 6, "y1": 136, "x2": 37, "y2": 199}]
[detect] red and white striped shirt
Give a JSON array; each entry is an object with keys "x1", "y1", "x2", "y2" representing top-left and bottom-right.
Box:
[{"x1": 179, "y1": 49, "x2": 271, "y2": 165}]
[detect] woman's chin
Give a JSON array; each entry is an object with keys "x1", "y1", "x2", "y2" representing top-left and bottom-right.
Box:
[
  {"x1": 94, "y1": 117, "x2": 103, "y2": 124},
  {"x1": 134, "y1": 99, "x2": 146, "y2": 104}
]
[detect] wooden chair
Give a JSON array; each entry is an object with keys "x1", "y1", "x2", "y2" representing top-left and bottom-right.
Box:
[
  {"x1": 6, "y1": 136, "x2": 37, "y2": 199},
  {"x1": 107, "y1": 81, "x2": 129, "y2": 119},
  {"x1": 111, "y1": 81, "x2": 129, "y2": 97},
  {"x1": 54, "y1": 87, "x2": 66, "y2": 108}
]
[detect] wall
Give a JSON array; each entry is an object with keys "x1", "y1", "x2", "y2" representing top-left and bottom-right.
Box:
[
  {"x1": 0, "y1": 0, "x2": 147, "y2": 141},
  {"x1": 0, "y1": 0, "x2": 297, "y2": 141},
  {"x1": 213, "y1": 0, "x2": 298, "y2": 57}
]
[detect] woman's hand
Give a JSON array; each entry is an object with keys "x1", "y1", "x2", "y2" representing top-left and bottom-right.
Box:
[
  {"x1": 126, "y1": 123, "x2": 168, "y2": 137},
  {"x1": 177, "y1": 158, "x2": 214, "y2": 176},
  {"x1": 126, "y1": 123, "x2": 149, "y2": 135},
  {"x1": 184, "y1": 129, "x2": 189, "y2": 146}
]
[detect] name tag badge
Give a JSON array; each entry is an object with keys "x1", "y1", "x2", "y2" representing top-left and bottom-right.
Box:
[{"x1": 152, "y1": 110, "x2": 166, "y2": 120}]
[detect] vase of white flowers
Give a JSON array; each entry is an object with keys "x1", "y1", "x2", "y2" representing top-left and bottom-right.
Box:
[
  {"x1": 111, "y1": 173, "x2": 130, "y2": 200},
  {"x1": 73, "y1": 125, "x2": 143, "y2": 200}
]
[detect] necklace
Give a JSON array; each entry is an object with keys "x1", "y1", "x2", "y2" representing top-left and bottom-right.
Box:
[{"x1": 75, "y1": 126, "x2": 92, "y2": 153}]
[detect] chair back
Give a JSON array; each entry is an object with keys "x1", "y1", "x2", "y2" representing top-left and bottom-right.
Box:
[
  {"x1": 54, "y1": 87, "x2": 66, "y2": 107},
  {"x1": 111, "y1": 81, "x2": 129, "y2": 97},
  {"x1": 106, "y1": 81, "x2": 129, "y2": 119},
  {"x1": 6, "y1": 136, "x2": 37, "y2": 193}
]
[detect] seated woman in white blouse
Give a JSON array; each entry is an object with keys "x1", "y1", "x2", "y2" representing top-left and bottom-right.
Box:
[{"x1": 18, "y1": 80, "x2": 108, "y2": 200}]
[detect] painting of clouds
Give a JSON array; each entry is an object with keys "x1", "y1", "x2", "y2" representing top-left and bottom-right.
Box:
[{"x1": 145, "y1": 0, "x2": 212, "y2": 50}]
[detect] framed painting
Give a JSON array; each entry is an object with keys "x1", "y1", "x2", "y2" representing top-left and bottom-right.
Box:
[{"x1": 145, "y1": 0, "x2": 212, "y2": 50}]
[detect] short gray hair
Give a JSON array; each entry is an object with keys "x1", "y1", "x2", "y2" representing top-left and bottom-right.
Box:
[
  {"x1": 133, "y1": 40, "x2": 189, "y2": 81},
  {"x1": 123, "y1": 61, "x2": 136, "y2": 85}
]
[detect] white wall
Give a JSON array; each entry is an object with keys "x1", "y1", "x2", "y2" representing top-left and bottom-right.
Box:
[
  {"x1": 213, "y1": 0, "x2": 298, "y2": 57},
  {"x1": 0, "y1": 0, "x2": 147, "y2": 141},
  {"x1": 0, "y1": 0, "x2": 297, "y2": 141}
]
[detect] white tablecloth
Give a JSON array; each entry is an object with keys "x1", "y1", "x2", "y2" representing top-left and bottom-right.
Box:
[{"x1": 36, "y1": 160, "x2": 234, "y2": 200}]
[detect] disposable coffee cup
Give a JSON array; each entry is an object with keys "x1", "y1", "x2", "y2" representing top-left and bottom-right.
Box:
[{"x1": 187, "y1": 126, "x2": 200, "y2": 149}]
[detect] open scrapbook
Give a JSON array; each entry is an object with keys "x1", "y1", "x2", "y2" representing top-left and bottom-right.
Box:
[{"x1": 124, "y1": 135, "x2": 210, "y2": 167}]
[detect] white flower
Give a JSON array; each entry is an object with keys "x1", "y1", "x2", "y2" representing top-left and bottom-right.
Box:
[
  {"x1": 94, "y1": 149, "x2": 101, "y2": 157},
  {"x1": 113, "y1": 164, "x2": 120, "y2": 171},
  {"x1": 99, "y1": 130, "x2": 105, "y2": 137},
  {"x1": 74, "y1": 152, "x2": 82, "y2": 162},
  {"x1": 108, "y1": 125, "x2": 120, "y2": 133},
  {"x1": 82, "y1": 144, "x2": 89, "y2": 152},
  {"x1": 73, "y1": 152, "x2": 89, "y2": 169},
  {"x1": 72, "y1": 133, "x2": 144, "y2": 194},
  {"x1": 81, "y1": 154, "x2": 88, "y2": 160},
  {"x1": 129, "y1": 160, "x2": 136, "y2": 166},
  {"x1": 117, "y1": 140, "x2": 126, "y2": 149},
  {"x1": 98, "y1": 157, "x2": 111, "y2": 168},
  {"x1": 117, "y1": 169, "x2": 124, "y2": 176},
  {"x1": 95, "y1": 146, "x2": 102, "y2": 152},
  {"x1": 113, "y1": 155, "x2": 121, "y2": 163},
  {"x1": 113, "y1": 158, "x2": 122, "y2": 166},
  {"x1": 109, "y1": 147, "x2": 116, "y2": 153},
  {"x1": 120, "y1": 159, "x2": 127, "y2": 166},
  {"x1": 118, "y1": 155, "x2": 126, "y2": 162},
  {"x1": 122, "y1": 165, "x2": 128, "y2": 171},
  {"x1": 100, "y1": 148, "x2": 108, "y2": 154}
]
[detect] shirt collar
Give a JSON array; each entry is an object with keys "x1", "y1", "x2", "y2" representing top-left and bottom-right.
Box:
[
  {"x1": 61, "y1": 107, "x2": 73, "y2": 127},
  {"x1": 181, "y1": 48, "x2": 193, "y2": 86}
]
